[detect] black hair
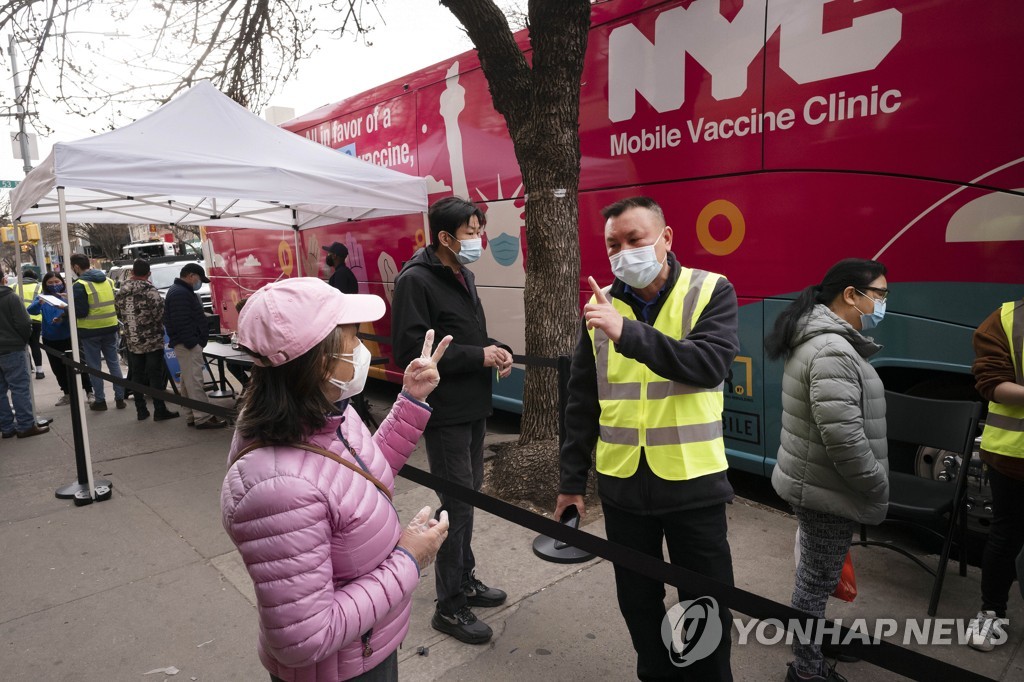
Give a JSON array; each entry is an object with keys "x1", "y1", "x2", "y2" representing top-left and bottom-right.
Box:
[
  {"x1": 601, "y1": 196, "x2": 666, "y2": 224},
  {"x1": 764, "y1": 258, "x2": 888, "y2": 360},
  {"x1": 428, "y1": 196, "x2": 486, "y2": 245},
  {"x1": 132, "y1": 259, "x2": 151, "y2": 277},
  {"x1": 69, "y1": 253, "x2": 90, "y2": 271},
  {"x1": 235, "y1": 326, "x2": 344, "y2": 444},
  {"x1": 42, "y1": 271, "x2": 64, "y2": 287}
]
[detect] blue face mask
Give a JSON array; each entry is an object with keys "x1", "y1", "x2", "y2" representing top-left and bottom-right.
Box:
[
  {"x1": 192, "y1": 279, "x2": 202, "y2": 291},
  {"x1": 445, "y1": 234, "x2": 482, "y2": 265},
  {"x1": 47, "y1": 283, "x2": 65, "y2": 294},
  {"x1": 855, "y1": 292, "x2": 886, "y2": 331}
]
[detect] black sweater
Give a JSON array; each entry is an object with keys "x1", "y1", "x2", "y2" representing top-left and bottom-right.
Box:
[
  {"x1": 0, "y1": 287, "x2": 30, "y2": 353},
  {"x1": 559, "y1": 253, "x2": 739, "y2": 514},
  {"x1": 391, "y1": 246, "x2": 510, "y2": 426}
]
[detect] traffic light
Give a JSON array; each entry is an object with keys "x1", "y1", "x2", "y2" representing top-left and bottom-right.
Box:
[{"x1": 0, "y1": 223, "x2": 41, "y2": 244}]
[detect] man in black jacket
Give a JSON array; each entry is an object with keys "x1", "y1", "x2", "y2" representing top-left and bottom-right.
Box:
[
  {"x1": 391, "y1": 196, "x2": 513, "y2": 645},
  {"x1": 322, "y1": 241, "x2": 359, "y2": 294},
  {"x1": 556, "y1": 196, "x2": 739, "y2": 681},
  {"x1": 164, "y1": 263, "x2": 225, "y2": 429}
]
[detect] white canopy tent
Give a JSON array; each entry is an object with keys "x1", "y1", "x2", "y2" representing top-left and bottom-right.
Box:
[{"x1": 9, "y1": 80, "x2": 428, "y2": 501}]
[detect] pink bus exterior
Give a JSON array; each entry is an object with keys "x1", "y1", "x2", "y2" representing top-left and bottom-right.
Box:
[{"x1": 204, "y1": 0, "x2": 1023, "y2": 499}]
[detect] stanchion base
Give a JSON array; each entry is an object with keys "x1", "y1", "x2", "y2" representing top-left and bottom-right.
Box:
[
  {"x1": 532, "y1": 533, "x2": 595, "y2": 564},
  {"x1": 55, "y1": 478, "x2": 112, "y2": 500},
  {"x1": 207, "y1": 390, "x2": 235, "y2": 399}
]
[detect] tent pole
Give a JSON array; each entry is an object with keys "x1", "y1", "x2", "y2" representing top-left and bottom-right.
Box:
[
  {"x1": 53, "y1": 187, "x2": 110, "y2": 503},
  {"x1": 292, "y1": 210, "x2": 302, "y2": 277}
]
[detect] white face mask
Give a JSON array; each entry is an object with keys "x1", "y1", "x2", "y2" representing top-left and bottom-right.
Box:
[
  {"x1": 609, "y1": 228, "x2": 666, "y2": 288},
  {"x1": 445, "y1": 235, "x2": 482, "y2": 265},
  {"x1": 328, "y1": 342, "x2": 371, "y2": 401}
]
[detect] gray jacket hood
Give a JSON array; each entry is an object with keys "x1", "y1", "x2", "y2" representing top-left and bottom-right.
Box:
[{"x1": 789, "y1": 304, "x2": 882, "y2": 360}]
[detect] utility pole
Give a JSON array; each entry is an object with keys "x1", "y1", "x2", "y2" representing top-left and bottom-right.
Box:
[{"x1": 6, "y1": 34, "x2": 45, "y2": 269}]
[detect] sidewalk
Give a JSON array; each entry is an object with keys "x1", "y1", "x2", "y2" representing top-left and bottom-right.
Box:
[{"x1": 1, "y1": 375, "x2": 1022, "y2": 681}]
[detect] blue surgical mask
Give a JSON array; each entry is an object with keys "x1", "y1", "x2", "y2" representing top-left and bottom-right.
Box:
[
  {"x1": 609, "y1": 228, "x2": 666, "y2": 289},
  {"x1": 47, "y1": 283, "x2": 65, "y2": 294},
  {"x1": 445, "y1": 235, "x2": 482, "y2": 265},
  {"x1": 855, "y1": 293, "x2": 886, "y2": 331},
  {"x1": 192, "y1": 279, "x2": 202, "y2": 291}
]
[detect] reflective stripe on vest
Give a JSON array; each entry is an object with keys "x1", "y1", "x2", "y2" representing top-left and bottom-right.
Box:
[
  {"x1": 77, "y1": 279, "x2": 119, "y2": 330},
  {"x1": 981, "y1": 300, "x2": 1024, "y2": 458},
  {"x1": 17, "y1": 282, "x2": 41, "y2": 323},
  {"x1": 588, "y1": 267, "x2": 728, "y2": 481}
]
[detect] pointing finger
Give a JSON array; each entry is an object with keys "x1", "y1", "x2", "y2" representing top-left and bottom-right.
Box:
[{"x1": 588, "y1": 276, "x2": 608, "y2": 305}]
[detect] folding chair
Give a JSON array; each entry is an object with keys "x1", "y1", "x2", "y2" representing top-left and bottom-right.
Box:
[{"x1": 851, "y1": 391, "x2": 982, "y2": 616}]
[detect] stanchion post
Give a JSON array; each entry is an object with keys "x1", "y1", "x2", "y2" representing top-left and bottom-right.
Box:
[
  {"x1": 54, "y1": 352, "x2": 111, "y2": 500},
  {"x1": 557, "y1": 354, "x2": 570, "y2": 449}
]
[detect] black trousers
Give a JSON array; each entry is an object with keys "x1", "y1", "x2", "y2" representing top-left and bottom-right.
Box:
[
  {"x1": 603, "y1": 501, "x2": 734, "y2": 681},
  {"x1": 127, "y1": 349, "x2": 170, "y2": 415},
  {"x1": 28, "y1": 323, "x2": 42, "y2": 367},
  {"x1": 981, "y1": 466, "x2": 1024, "y2": 616},
  {"x1": 43, "y1": 338, "x2": 92, "y2": 395},
  {"x1": 424, "y1": 418, "x2": 486, "y2": 613}
]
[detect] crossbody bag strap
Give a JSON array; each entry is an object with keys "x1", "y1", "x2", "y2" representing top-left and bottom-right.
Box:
[{"x1": 230, "y1": 440, "x2": 392, "y2": 501}]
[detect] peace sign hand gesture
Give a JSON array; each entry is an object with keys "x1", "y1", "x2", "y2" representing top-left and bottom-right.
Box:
[
  {"x1": 402, "y1": 329, "x2": 453, "y2": 402},
  {"x1": 583, "y1": 276, "x2": 624, "y2": 343}
]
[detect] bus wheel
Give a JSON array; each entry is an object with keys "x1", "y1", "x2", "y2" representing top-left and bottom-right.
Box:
[{"x1": 914, "y1": 437, "x2": 992, "y2": 537}]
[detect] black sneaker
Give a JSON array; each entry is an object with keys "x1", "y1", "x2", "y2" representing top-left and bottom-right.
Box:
[
  {"x1": 115, "y1": 399, "x2": 127, "y2": 409},
  {"x1": 431, "y1": 605, "x2": 492, "y2": 644},
  {"x1": 153, "y1": 411, "x2": 180, "y2": 422},
  {"x1": 137, "y1": 410, "x2": 151, "y2": 421},
  {"x1": 463, "y1": 574, "x2": 507, "y2": 607},
  {"x1": 90, "y1": 400, "x2": 108, "y2": 411}
]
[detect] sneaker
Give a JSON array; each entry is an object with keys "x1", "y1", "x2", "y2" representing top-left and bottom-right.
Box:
[
  {"x1": 35, "y1": 370, "x2": 44, "y2": 380},
  {"x1": 16, "y1": 423, "x2": 50, "y2": 438},
  {"x1": 115, "y1": 399, "x2": 127, "y2": 409},
  {"x1": 85, "y1": 393, "x2": 96, "y2": 404},
  {"x1": 195, "y1": 417, "x2": 228, "y2": 430},
  {"x1": 967, "y1": 610, "x2": 1008, "y2": 652},
  {"x1": 54, "y1": 395, "x2": 71, "y2": 406},
  {"x1": 463, "y1": 574, "x2": 507, "y2": 607},
  {"x1": 786, "y1": 661, "x2": 847, "y2": 682},
  {"x1": 153, "y1": 411, "x2": 180, "y2": 422},
  {"x1": 1, "y1": 431, "x2": 15, "y2": 439},
  {"x1": 137, "y1": 410, "x2": 151, "y2": 421},
  {"x1": 431, "y1": 606, "x2": 492, "y2": 644},
  {"x1": 90, "y1": 400, "x2": 108, "y2": 411}
]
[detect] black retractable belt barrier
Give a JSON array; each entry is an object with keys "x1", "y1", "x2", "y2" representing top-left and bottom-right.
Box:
[
  {"x1": 41, "y1": 345, "x2": 995, "y2": 681},
  {"x1": 397, "y1": 464, "x2": 993, "y2": 682}
]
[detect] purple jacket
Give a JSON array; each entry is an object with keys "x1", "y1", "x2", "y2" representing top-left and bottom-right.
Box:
[{"x1": 221, "y1": 394, "x2": 430, "y2": 681}]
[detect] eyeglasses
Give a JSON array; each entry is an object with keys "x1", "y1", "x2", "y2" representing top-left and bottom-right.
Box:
[{"x1": 856, "y1": 286, "x2": 889, "y2": 301}]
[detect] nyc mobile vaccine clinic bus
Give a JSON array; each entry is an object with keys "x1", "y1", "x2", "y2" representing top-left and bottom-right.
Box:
[{"x1": 203, "y1": 0, "x2": 1023, "y2": 522}]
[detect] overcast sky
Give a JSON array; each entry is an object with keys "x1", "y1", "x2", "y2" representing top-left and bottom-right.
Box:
[{"x1": 0, "y1": 0, "x2": 476, "y2": 185}]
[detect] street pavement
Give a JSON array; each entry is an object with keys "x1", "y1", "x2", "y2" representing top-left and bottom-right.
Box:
[{"x1": 2, "y1": 372, "x2": 1023, "y2": 681}]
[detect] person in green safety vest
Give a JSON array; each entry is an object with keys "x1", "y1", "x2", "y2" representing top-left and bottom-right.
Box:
[
  {"x1": 16, "y1": 264, "x2": 44, "y2": 379},
  {"x1": 965, "y1": 297, "x2": 1024, "y2": 653},
  {"x1": 69, "y1": 253, "x2": 127, "y2": 411},
  {"x1": 557, "y1": 196, "x2": 739, "y2": 681}
]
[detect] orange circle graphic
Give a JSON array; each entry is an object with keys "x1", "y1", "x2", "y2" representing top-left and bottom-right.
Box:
[{"x1": 696, "y1": 200, "x2": 745, "y2": 256}]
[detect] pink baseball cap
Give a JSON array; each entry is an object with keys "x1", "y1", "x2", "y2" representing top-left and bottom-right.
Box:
[{"x1": 237, "y1": 277, "x2": 385, "y2": 367}]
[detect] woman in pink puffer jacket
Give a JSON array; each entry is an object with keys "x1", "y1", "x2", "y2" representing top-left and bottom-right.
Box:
[{"x1": 221, "y1": 278, "x2": 451, "y2": 682}]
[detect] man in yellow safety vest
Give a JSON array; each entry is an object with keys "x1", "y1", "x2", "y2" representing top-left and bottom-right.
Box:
[
  {"x1": 965, "y1": 297, "x2": 1024, "y2": 653},
  {"x1": 69, "y1": 253, "x2": 127, "y2": 411},
  {"x1": 16, "y1": 264, "x2": 44, "y2": 379},
  {"x1": 556, "y1": 196, "x2": 739, "y2": 681}
]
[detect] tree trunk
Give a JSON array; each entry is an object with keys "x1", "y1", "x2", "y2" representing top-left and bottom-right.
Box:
[{"x1": 441, "y1": 0, "x2": 590, "y2": 503}]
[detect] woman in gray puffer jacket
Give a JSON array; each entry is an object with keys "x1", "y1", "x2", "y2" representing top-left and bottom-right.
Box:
[{"x1": 765, "y1": 258, "x2": 890, "y2": 682}]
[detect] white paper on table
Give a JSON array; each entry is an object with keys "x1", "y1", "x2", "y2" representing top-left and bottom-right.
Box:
[{"x1": 38, "y1": 294, "x2": 68, "y2": 307}]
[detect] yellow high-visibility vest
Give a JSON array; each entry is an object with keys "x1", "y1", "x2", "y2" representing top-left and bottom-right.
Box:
[
  {"x1": 588, "y1": 267, "x2": 728, "y2": 481},
  {"x1": 980, "y1": 300, "x2": 1024, "y2": 458},
  {"x1": 16, "y1": 281, "x2": 41, "y2": 323},
  {"x1": 76, "y1": 279, "x2": 119, "y2": 330}
]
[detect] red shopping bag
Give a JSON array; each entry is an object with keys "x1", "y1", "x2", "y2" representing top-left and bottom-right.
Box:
[{"x1": 832, "y1": 551, "x2": 857, "y2": 602}]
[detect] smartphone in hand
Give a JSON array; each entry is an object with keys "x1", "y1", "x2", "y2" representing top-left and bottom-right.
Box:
[{"x1": 554, "y1": 504, "x2": 580, "y2": 550}]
